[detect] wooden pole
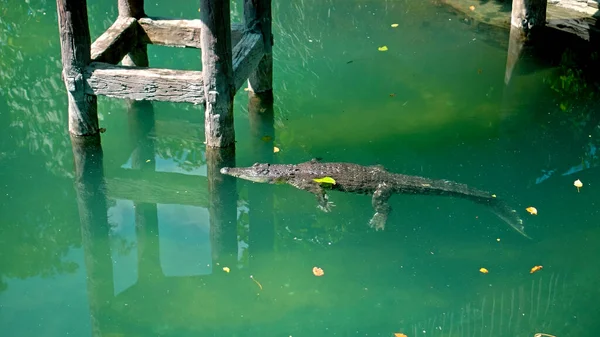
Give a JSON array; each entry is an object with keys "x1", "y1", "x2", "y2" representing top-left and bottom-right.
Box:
[
  {"x1": 244, "y1": 0, "x2": 273, "y2": 93},
  {"x1": 200, "y1": 0, "x2": 235, "y2": 148},
  {"x1": 510, "y1": 0, "x2": 547, "y2": 39},
  {"x1": 56, "y1": 0, "x2": 98, "y2": 136},
  {"x1": 118, "y1": 0, "x2": 148, "y2": 67}
]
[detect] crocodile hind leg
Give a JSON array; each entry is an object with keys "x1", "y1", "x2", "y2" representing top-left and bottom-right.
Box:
[
  {"x1": 288, "y1": 178, "x2": 335, "y2": 212},
  {"x1": 369, "y1": 183, "x2": 392, "y2": 231}
]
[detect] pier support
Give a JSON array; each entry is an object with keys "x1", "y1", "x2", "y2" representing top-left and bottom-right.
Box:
[
  {"x1": 244, "y1": 0, "x2": 273, "y2": 93},
  {"x1": 200, "y1": 0, "x2": 236, "y2": 148},
  {"x1": 57, "y1": 0, "x2": 98, "y2": 136},
  {"x1": 510, "y1": 0, "x2": 548, "y2": 39},
  {"x1": 118, "y1": 0, "x2": 148, "y2": 67}
]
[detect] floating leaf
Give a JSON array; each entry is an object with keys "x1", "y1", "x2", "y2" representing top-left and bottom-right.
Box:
[
  {"x1": 312, "y1": 266, "x2": 325, "y2": 277},
  {"x1": 394, "y1": 333, "x2": 408, "y2": 337},
  {"x1": 313, "y1": 176, "x2": 336, "y2": 184},
  {"x1": 222, "y1": 267, "x2": 230, "y2": 273},
  {"x1": 378, "y1": 46, "x2": 389, "y2": 52},
  {"x1": 469, "y1": 5, "x2": 475, "y2": 11},
  {"x1": 261, "y1": 135, "x2": 272, "y2": 142},
  {"x1": 574, "y1": 179, "x2": 583, "y2": 192},
  {"x1": 273, "y1": 146, "x2": 280, "y2": 153},
  {"x1": 479, "y1": 267, "x2": 489, "y2": 274},
  {"x1": 391, "y1": 23, "x2": 399, "y2": 28},
  {"x1": 526, "y1": 207, "x2": 538, "y2": 215},
  {"x1": 530, "y1": 265, "x2": 543, "y2": 274}
]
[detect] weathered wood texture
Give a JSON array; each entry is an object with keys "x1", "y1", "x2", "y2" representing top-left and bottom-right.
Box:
[
  {"x1": 85, "y1": 34, "x2": 262, "y2": 105},
  {"x1": 244, "y1": 0, "x2": 273, "y2": 92},
  {"x1": 91, "y1": 17, "x2": 138, "y2": 64},
  {"x1": 138, "y1": 18, "x2": 244, "y2": 48},
  {"x1": 57, "y1": 0, "x2": 99, "y2": 136},
  {"x1": 232, "y1": 33, "x2": 264, "y2": 91},
  {"x1": 85, "y1": 62, "x2": 205, "y2": 104},
  {"x1": 118, "y1": 0, "x2": 148, "y2": 67},
  {"x1": 118, "y1": 0, "x2": 145, "y2": 18},
  {"x1": 511, "y1": 0, "x2": 548, "y2": 34},
  {"x1": 200, "y1": 0, "x2": 235, "y2": 148}
]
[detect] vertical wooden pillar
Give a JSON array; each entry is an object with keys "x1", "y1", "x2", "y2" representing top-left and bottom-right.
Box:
[
  {"x1": 118, "y1": 0, "x2": 148, "y2": 67},
  {"x1": 56, "y1": 0, "x2": 98, "y2": 136},
  {"x1": 511, "y1": 0, "x2": 547, "y2": 38},
  {"x1": 200, "y1": 0, "x2": 236, "y2": 148},
  {"x1": 244, "y1": 0, "x2": 273, "y2": 93}
]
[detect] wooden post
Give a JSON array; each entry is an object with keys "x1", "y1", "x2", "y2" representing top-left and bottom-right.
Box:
[
  {"x1": 510, "y1": 0, "x2": 547, "y2": 39},
  {"x1": 244, "y1": 0, "x2": 273, "y2": 93},
  {"x1": 118, "y1": 0, "x2": 148, "y2": 67},
  {"x1": 56, "y1": 0, "x2": 98, "y2": 136},
  {"x1": 200, "y1": 0, "x2": 235, "y2": 148},
  {"x1": 247, "y1": 91, "x2": 275, "y2": 260}
]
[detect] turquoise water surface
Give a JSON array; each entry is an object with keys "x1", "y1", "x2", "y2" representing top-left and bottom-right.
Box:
[{"x1": 1, "y1": 0, "x2": 600, "y2": 336}]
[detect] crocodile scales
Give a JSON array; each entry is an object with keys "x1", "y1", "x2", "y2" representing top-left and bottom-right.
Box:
[{"x1": 220, "y1": 160, "x2": 529, "y2": 238}]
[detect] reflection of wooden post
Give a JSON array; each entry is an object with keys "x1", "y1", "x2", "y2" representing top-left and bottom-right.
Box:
[
  {"x1": 201, "y1": 0, "x2": 235, "y2": 147},
  {"x1": 71, "y1": 135, "x2": 112, "y2": 337},
  {"x1": 248, "y1": 91, "x2": 275, "y2": 257},
  {"x1": 206, "y1": 146, "x2": 238, "y2": 265},
  {"x1": 118, "y1": 0, "x2": 148, "y2": 67},
  {"x1": 504, "y1": 25, "x2": 527, "y2": 85},
  {"x1": 510, "y1": 0, "x2": 547, "y2": 39},
  {"x1": 126, "y1": 100, "x2": 161, "y2": 280},
  {"x1": 244, "y1": 0, "x2": 273, "y2": 93},
  {"x1": 57, "y1": 0, "x2": 98, "y2": 136}
]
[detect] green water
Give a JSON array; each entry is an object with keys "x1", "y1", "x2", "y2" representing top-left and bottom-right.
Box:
[{"x1": 2, "y1": 0, "x2": 600, "y2": 336}]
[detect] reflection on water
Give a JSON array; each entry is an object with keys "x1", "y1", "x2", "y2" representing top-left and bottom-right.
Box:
[{"x1": 2, "y1": 0, "x2": 600, "y2": 336}]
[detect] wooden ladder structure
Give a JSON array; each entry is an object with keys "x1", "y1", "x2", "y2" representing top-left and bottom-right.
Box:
[{"x1": 56, "y1": 0, "x2": 272, "y2": 148}]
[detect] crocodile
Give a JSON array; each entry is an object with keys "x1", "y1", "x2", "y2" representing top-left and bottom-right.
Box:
[{"x1": 220, "y1": 160, "x2": 529, "y2": 238}]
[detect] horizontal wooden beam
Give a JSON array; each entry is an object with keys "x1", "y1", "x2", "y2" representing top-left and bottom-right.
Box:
[
  {"x1": 138, "y1": 17, "x2": 244, "y2": 48},
  {"x1": 232, "y1": 32, "x2": 264, "y2": 92},
  {"x1": 84, "y1": 62, "x2": 205, "y2": 104},
  {"x1": 91, "y1": 16, "x2": 138, "y2": 64},
  {"x1": 106, "y1": 168, "x2": 209, "y2": 207}
]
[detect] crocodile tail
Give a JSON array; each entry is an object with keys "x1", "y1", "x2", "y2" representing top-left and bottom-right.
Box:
[{"x1": 476, "y1": 198, "x2": 531, "y2": 239}]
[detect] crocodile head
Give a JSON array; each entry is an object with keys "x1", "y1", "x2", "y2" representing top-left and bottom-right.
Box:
[{"x1": 220, "y1": 163, "x2": 295, "y2": 184}]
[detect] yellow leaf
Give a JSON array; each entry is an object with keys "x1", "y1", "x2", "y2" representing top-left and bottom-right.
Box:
[
  {"x1": 313, "y1": 176, "x2": 336, "y2": 185},
  {"x1": 273, "y1": 146, "x2": 280, "y2": 153},
  {"x1": 391, "y1": 23, "x2": 399, "y2": 28},
  {"x1": 530, "y1": 265, "x2": 543, "y2": 274},
  {"x1": 469, "y1": 5, "x2": 475, "y2": 11},
  {"x1": 479, "y1": 268, "x2": 489, "y2": 274},
  {"x1": 378, "y1": 46, "x2": 388, "y2": 52},
  {"x1": 574, "y1": 179, "x2": 582, "y2": 192},
  {"x1": 222, "y1": 267, "x2": 230, "y2": 273},
  {"x1": 526, "y1": 207, "x2": 538, "y2": 215},
  {"x1": 394, "y1": 333, "x2": 408, "y2": 337}
]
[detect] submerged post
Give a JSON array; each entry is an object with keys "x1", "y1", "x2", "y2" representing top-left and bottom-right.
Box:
[
  {"x1": 244, "y1": 0, "x2": 273, "y2": 93},
  {"x1": 510, "y1": 0, "x2": 548, "y2": 39},
  {"x1": 118, "y1": 0, "x2": 148, "y2": 67},
  {"x1": 200, "y1": 0, "x2": 235, "y2": 148},
  {"x1": 56, "y1": 0, "x2": 98, "y2": 136}
]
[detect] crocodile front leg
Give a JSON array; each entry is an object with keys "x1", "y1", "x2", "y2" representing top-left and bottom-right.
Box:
[
  {"x1": 288, "y1": 178, "x2": 335, "y2": 212},
  {"x1": 369, "y1": 183, "x2": 392, "y2": 231}
]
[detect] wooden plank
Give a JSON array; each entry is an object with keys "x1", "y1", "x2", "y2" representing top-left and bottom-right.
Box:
[
  {"x1": 243, "y1": 0, "x2": 273, "y2": 92},
  {"x1": 511, "y1": 0, "x2": 548, "y2": 35},
  {"x1": 232, "y1": 33, "x2": 264, "y2": 92},
  {"x1": 106, "y1": 168, "x2": 209, "y2": 207},
  {"x1": 57, "y1": 0, "x2": 98, "y2": 136},
  {"x1": 84, "y1": 62, "x2": 205, "y2": 104},
  {"x1": 91, "y1": 17, "x2": 138, "y2": 64},
  {"x1": 200, "y1": 0, "x2": 235, "y2": 148},
  {"x1": 118, "y1": 0, "x2": 145, "y2": 18},
  {"x1": 138, "y1": 17, "x2": 244, "y2": 48}
]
